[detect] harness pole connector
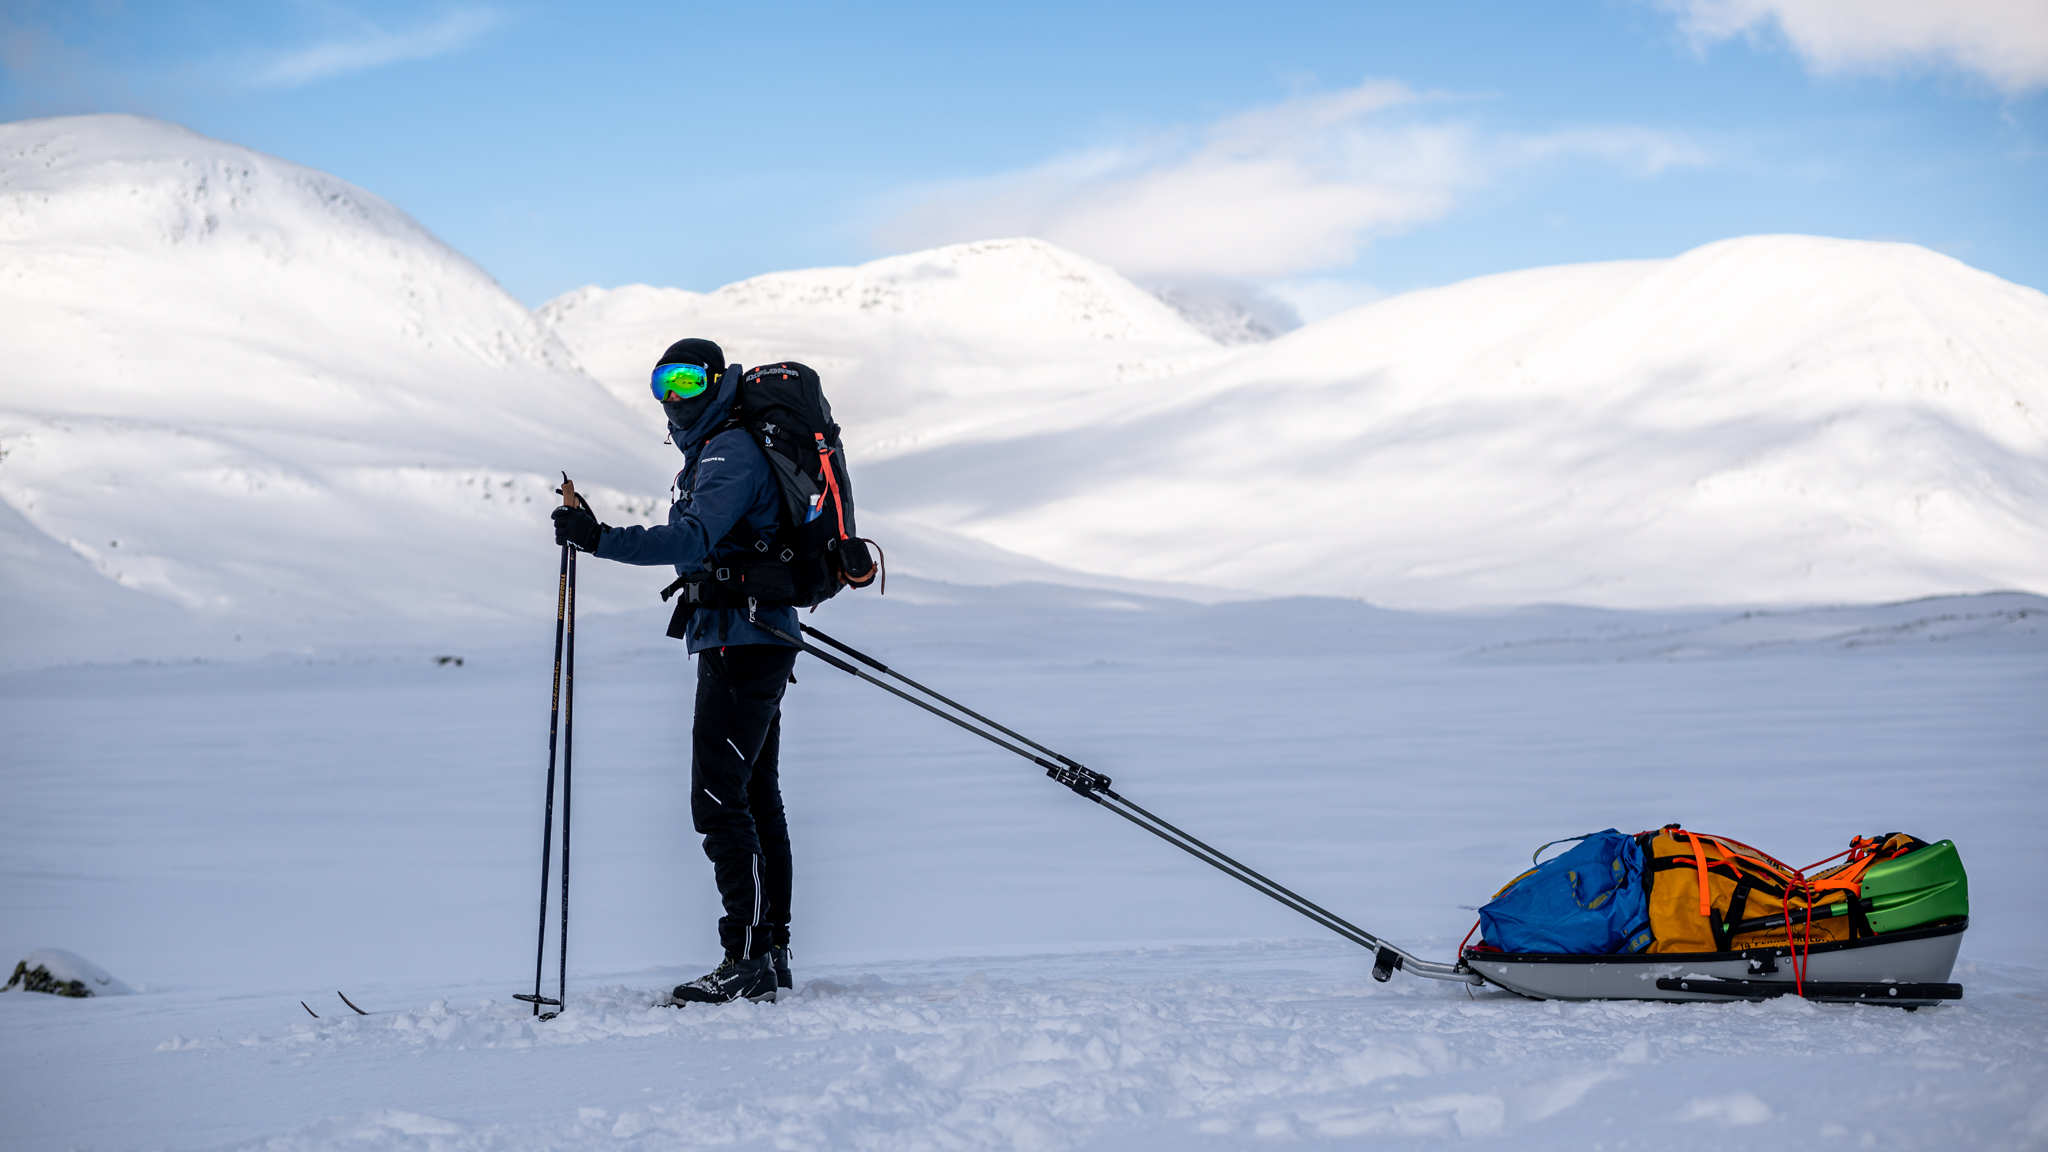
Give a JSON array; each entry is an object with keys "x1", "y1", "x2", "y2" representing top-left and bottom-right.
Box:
[{"x1": 1043, "y1": 761, "x2": 1113, "y2": 797}]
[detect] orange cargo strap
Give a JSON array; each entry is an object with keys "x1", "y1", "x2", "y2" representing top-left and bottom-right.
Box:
[{"x1": 1683, "y1": 830, "x2": 1712, "y2": 916}]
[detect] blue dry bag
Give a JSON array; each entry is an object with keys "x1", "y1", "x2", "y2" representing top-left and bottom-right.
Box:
[{"x1": 1478, "y1": 829, "x2": 1653, "y2": 955}]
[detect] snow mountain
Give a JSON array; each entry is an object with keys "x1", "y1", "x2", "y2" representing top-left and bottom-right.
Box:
[
  {"x1": 551, "y1": 236, "x2": 2048, "y2": 608},
  {"x1": 0, "y1": 114, "x2": 688, "y2": 661},
  {"x1": 0, "y1": 117, "x2": 1225, "y2": 665},
  {"x1": 4, "y1": 113, "x2": 2045, "y2": 672},
  {"x1": 537, "y1": 237, "x2": 1229, "y2": 444}
]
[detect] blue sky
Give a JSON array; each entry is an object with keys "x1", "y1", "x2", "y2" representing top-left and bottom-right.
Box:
[{"x1": 4, "y1": 1, "x2": 2045, "y2": 315}]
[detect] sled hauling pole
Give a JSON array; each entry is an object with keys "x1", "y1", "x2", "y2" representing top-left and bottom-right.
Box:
[
  {"x1": 773, "y1": 623, "x2": 1480, "y2": 985},
  {"x1": 518, "y1": 475, "x2": 581, "y2": 1019}
]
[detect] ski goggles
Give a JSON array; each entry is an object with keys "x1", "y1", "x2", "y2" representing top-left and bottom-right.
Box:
[{"x1": 651, "y1": 362, "x2": 713, "y2": 402}]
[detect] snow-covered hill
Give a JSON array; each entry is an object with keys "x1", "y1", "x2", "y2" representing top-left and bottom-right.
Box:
[
  {"x1": 538, "y1": 237, "x2": 1228, "y2": 450},
  {"x1": 0, "y1": 114, "x2": 684, "y2": 659},
  {"x1": 551, "y1": 236, "x2": 2048, "y2": 608},
  {"x1": 0, "y1": 120, "x2": 1229, "y2": 666},
  {"x1": 5, "y1": 114, "x2": 2044, "y2": 669}
]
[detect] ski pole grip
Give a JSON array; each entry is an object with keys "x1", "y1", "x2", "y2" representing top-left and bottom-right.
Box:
[{"x1": 557, "y1": 472, "x2": 581, "y2": 509}]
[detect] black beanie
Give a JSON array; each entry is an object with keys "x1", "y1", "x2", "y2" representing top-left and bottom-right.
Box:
[{"x1": 657, "y1": 338, "x2": 725, "y2": 376}]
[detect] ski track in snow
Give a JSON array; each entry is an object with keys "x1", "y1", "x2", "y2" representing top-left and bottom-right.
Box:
[{"x1": 113, "y1": 951, "x2": 2048, "y2": 1150}]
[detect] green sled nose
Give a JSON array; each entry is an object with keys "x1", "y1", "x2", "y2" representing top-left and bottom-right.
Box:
[{"x1": 1863, "y1": 839, "x2": 1970, "y2": 934}]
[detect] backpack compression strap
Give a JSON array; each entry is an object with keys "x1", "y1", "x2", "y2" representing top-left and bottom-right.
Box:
[{"x1": 814, "y1": 432, "x2": 849, "y2": 539}]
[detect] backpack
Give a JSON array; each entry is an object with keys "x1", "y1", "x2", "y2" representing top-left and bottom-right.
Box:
[
  {"x1": 662, "y1": 361, "x2": 880, "y2": 622},
  {"x1": 1476, "y1": 830, "x2": 1654, "y2": 955}
]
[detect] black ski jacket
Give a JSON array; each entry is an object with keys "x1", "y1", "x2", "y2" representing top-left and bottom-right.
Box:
[{"x1": 592, "y1": 366, "x2": 799, "y2": 651}]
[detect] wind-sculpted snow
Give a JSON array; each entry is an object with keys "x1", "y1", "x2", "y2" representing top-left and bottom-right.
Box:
[{"x1": 136, "y1": 948, "x2": 2048, "y2": 1150}]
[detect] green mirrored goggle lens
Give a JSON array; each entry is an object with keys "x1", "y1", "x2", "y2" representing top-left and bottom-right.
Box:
[{"x1": 651, "y1": 362, "x2": 711, "y2": 402}]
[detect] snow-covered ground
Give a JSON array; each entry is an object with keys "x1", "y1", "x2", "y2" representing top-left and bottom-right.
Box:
[
  {"x1": 4, "y1": 114, "x2": 2046, "y2": 1149},
  {"x1": 12, "y1": 946, "x2": 2048, "y2": 1151},
  {"x1": 4, "y1": 584, "x2": 2045, "y2": 1149}
]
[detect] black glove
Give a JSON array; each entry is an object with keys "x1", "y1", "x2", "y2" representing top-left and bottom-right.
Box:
[{"x1": 551, "y1": 503, "x2": 606, "y2": 552}]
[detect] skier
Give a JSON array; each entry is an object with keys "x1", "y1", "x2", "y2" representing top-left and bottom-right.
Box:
[{"x1": 550, "y1": 337, "x2": 798, "y2": 1005}]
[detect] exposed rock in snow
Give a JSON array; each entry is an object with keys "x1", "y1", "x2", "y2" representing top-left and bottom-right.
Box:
[
  {"x1": 1144, "y1": 276, "x2": 1303, "y2": 343},
  {"x1": 3, "y1": 949, "x2": 131, "y2": 996}
]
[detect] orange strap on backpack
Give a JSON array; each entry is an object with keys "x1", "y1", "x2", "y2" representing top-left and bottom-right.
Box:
[
  {"x1": 814, "y1": 433, "x2": 848, "y2": 539},
  {"x1": 1683, "y1": 831, "x2": 1713, "y2": 916}
]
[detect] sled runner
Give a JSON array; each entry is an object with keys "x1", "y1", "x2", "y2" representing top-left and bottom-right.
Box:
[
  {"x1": 759, "y1": 623, "x2": 1972, "y2": 1006},
  {"x1": 1464, "y1": 918, "x2": 1965, "y2": 1006}
]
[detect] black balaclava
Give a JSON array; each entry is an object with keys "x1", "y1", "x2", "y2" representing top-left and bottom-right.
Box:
[{"x1": 656, "y1": 338, "x2": 728, "y2": 437}]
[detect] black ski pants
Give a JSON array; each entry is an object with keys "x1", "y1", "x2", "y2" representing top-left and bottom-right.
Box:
[{"x1": 690, "y1": 643, "x2": 800, "y2": 960}]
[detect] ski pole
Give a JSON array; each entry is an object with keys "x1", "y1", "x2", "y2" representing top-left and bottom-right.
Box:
[
  {"x1": 518, "y1": 535, "x2": 570, "y2": 1017},
  {"x1": 518, "y1": 472, "x2": 587, "y2": 1018},
  {"x1": 771, "y1": 623, "x2": 1479, "y2": 984},
  {"x1": 558, "y1": 531, "x2": 577, "y2": 1013}
]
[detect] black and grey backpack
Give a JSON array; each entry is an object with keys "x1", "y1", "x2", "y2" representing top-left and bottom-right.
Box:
[{"x1": 663, "y1": 361, "x2": 880, "y2": 627}]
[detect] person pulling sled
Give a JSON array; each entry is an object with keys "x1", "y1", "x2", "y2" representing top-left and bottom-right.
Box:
[{"x1": 551, "y1": 337, "x2": 877, "y2": 1005}]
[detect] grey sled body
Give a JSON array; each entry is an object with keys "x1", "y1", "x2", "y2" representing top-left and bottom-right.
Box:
[{"x1": 1460, "y1": 919, "x2": 1965, "y2": 1006}]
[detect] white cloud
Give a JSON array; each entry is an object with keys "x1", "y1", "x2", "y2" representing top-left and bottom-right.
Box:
[
  {"x1": 878, "y1": 80, "x2": 1705, "y2": 282},
  {"x1": 1663, "y1": 0, "x2": 2048, "y2": 95},
  {"x1": 250, "y1": 7, "x2": 501, "y2": 88}
]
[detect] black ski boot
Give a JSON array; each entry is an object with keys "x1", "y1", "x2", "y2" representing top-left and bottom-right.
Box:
[
  {"x1": 772, "y1": 946, "x2": 794, "y2": 996},
  {"x1": 670, "y1": 954, "x2": 777, "y2": 1005}
]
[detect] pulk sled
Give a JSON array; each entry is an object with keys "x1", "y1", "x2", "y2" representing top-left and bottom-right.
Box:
[{"x1": 517, "y1": 475, "x2": 582, "y2": 1018}]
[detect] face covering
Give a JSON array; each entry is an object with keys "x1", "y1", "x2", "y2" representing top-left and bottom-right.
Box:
[{"x1": 662, "y1": 392, "x2": 717, "y2": 439}]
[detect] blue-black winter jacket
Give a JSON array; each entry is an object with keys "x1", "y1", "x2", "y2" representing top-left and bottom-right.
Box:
[{"x1": 592, "y1": 366, "x2": 799, "y2": 652}]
